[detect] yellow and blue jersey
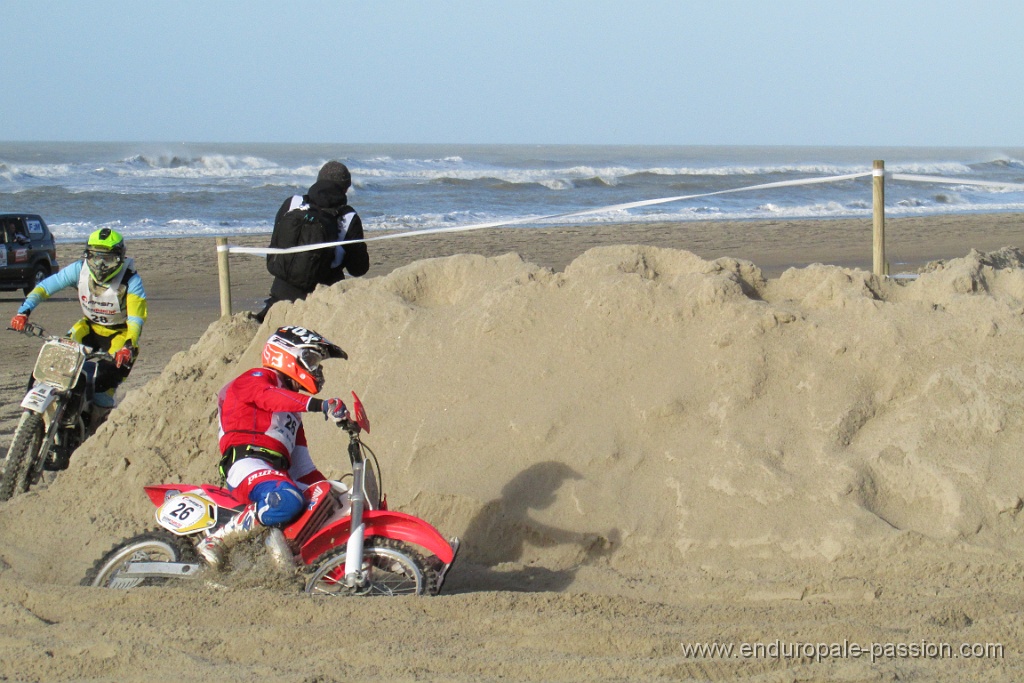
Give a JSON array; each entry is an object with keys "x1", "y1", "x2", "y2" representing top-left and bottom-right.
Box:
[{"x1": 19, "y1": 259, "x2": 147, "y2": 352}]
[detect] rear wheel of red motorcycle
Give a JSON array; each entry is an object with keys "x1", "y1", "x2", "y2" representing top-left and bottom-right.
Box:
[
  {"x1": 0, "y1": 411, "x2": 45, "y2": 502},
  {"x1": 305, "y1": 537, "x2": 440, "y2": 597},
  {"x1": 82, "y1": 529, "x2": 197, "y2": 589}
]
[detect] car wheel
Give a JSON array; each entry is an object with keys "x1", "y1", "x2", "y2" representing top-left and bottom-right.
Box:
[{"x1": 23, "y1": 262, "x2": 50, "y2": 294}]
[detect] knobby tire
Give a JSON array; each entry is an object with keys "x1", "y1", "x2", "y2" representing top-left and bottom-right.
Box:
[
  {"x1": 305, "y1": 537, "x2": 439, "y2": 597},
  {"x1": 82, "y1": 529, "x2": 197, "y2": 589},
  {"x1": 0, "y1": 411, "x2": 45, "y2": 502}
]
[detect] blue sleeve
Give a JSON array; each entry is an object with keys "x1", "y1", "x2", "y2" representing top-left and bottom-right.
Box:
[
  {"x1": 124, "y1": 272, "x2": 148, "y2": 344},
  {"x1": 126, "y1": 271, "x2": 146, "y2": 299},
  {"x1": 19, "y1": 261, "x2": 84, "y2": 314}
]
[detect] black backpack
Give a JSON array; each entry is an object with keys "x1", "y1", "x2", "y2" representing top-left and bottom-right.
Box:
[{"x1": 266, "y1": 205, "x2": 340, "y2": 291}]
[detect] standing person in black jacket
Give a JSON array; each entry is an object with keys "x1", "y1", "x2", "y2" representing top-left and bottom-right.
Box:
[{"x1": 254, "y1": 161, "x2": 370, "y2": 323}]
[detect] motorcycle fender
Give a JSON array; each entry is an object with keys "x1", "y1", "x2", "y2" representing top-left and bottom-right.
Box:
[
  {"x1": 144, "y1": 483, "x2": 239, "y2": 509},
  {"x1": 20, "y1": 384, "x2": 59, "y2": 414},
  {"x1": 299, "y1": 509, "x2": 455, "y2": 566}
]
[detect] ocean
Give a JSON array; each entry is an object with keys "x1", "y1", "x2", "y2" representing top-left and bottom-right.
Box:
[{"x1": 1, "y1": 142, "x2": 1023, "y2": 244}]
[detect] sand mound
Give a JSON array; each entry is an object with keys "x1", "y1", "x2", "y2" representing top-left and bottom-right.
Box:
[
  {"x1": 7, "y1": 243, "x2": 1024, "y2": 682},
  {"x1": 3, "y1": 245, "x2": 1024, "y2": 588}
]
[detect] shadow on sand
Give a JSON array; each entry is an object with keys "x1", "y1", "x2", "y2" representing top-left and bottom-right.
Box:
[{"x1": 446, "y1": 461, "x2": 618, "y2": 594}]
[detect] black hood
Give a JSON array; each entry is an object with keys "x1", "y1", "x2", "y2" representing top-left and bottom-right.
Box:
[{"x1": 306, "y1": 179, "x2": 348, "y2": 211}]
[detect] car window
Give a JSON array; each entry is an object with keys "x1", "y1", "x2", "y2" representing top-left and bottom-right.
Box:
[
  {"x1": 2, "y1": 219, "x2": 18, "y2": 244},
  {"x1": 25, "y1": 218, "x2": 44, "y2": 238}
]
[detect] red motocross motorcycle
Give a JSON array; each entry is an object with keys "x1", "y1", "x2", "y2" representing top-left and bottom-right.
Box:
[{"x1": 82, "y1": 393, "x2": 459, "y2": 596}]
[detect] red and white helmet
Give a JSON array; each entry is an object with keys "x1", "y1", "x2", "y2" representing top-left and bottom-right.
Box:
[{"x1": 261, "y1": 326, "x2": 346, "y2": 394}]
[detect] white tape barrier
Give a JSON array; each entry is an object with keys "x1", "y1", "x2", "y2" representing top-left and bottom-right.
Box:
[
  {"x1": 217, "y1": 170, "x2": 1024, "y2": 257},
  {"x1": 891, "y1": 173, "x2": 1024, "y2": 191},
  {"x1": 219, "y1": 172, "x2": 871, "y2": 256}
]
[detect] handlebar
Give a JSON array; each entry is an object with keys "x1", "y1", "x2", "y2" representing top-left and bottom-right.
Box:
[
  {"x1": 332, "y1": 416, "x2": 363, "y2": 436},
  {"x1": 9, "y1": 322, "x2": 115, "y2": 362},
  {"x1": 326, "y1": 392, "x2": 370, "y2": 436},
  {"x1": 8, "y1": 321, "x2": 46, "y2": 338}
]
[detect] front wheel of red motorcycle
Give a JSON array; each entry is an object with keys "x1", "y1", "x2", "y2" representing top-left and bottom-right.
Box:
[{"x1": 305, "y1": 537, "x2": 439, "y2": 597}]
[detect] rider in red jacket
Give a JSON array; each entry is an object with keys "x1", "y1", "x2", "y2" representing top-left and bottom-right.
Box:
[{"x1": 198, "y1": 325, "x2": 350, "y2": 568}]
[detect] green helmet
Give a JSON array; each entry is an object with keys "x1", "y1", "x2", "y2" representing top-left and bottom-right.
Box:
[{"x1": 84, "y1": 228, "x2": 126, "y2": 283}]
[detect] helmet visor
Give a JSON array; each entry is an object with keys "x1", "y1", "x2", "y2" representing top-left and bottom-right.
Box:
[
  {"x1": 298, "y1": 348, "x2": 327, "y2": 392},
  {"x1": 298, "y1": 348, "x2": 325, "y2": 373}
]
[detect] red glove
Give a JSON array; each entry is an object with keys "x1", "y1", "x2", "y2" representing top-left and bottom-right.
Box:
[
  {"x1": 10, "y1": 313, "x2": 28, "y2": 332},
  {"x1": 321, "y1": 397, "x2": 349, "y2": 422},
  {"x1": 114, "y1": 345, "x2": 134, "y2": 368}
]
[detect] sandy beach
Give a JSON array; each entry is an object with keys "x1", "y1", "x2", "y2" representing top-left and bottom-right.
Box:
[{"x1": 3, "y1": 213, "x2": 1024, "y2": 681}]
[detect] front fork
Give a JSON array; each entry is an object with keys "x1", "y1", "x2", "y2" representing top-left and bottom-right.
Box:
[
  {"x1": 23, "y1": 375, "x2": 89, "y2": 470},
  {"x1": 30, "y1": 399, "x2": 68, "y2": 481},
  {"x1": 343, "y1": 442, "x2": 368, "y2": 587},
  {"x1": 41, "y1": 390, "x2": 87, "y2": 472},
  {"x1": 264, "y1": 434, "x2": 368, "y2": 583}
]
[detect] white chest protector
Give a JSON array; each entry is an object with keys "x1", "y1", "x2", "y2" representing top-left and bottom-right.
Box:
[
  {"x1": 77, "y1": 260, "x2": 129, "y2": 326},
  {"x1": 264, "y1": 411, "x2": 302, "y2": 454}
]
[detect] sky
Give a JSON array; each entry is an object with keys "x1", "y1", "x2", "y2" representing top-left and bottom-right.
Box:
[{"x1": 2, "y1": 1, "x2": 1022, "y2": 147}]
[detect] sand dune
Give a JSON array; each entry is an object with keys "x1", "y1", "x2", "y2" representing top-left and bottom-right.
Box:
[{"x1": 2, "y1": 220, "x2": 1024, "y2": 681}]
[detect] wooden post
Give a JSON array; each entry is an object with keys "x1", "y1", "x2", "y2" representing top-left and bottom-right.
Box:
[
  {"x1": 216, "y1": 237, "x2": 232, "y2": 318},
  {"x1": 872, "y1": 160, "x2": 887, "y2": 277}
]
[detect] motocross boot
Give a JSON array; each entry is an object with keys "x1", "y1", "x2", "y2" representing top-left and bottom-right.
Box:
[{"x1": 196, "y1": 504, "x2": 261, "y2": 569}]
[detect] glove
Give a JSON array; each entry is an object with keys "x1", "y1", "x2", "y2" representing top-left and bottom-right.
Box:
[
  {"x1": 321, "y1": 397, "x2": 348, "y2": 422},
  {"x1": 10, "y1": 313, "x2": 28, "y2": 332},
  {"x1": 114, "y1": 344, "x2": 134, "y2": 368}
]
